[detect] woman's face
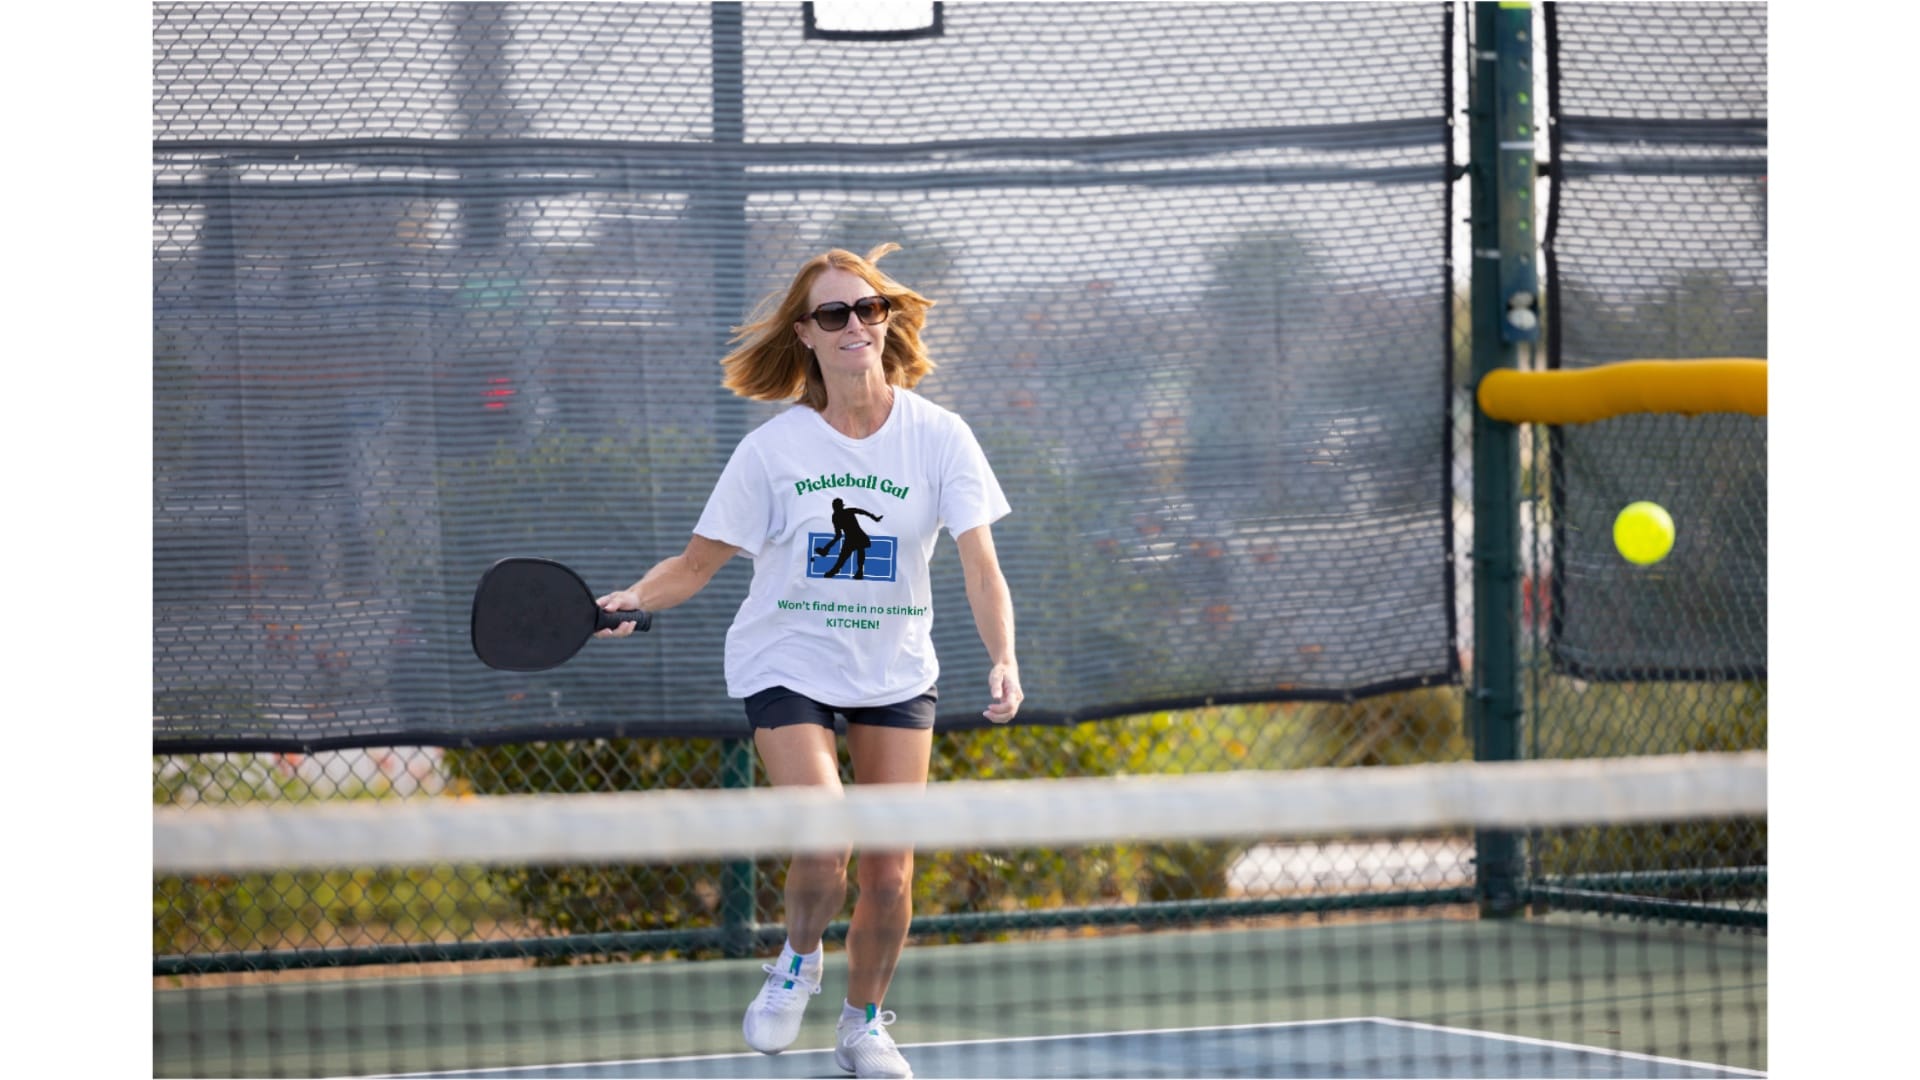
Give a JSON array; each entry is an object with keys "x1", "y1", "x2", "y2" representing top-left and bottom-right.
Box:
[{"x1": 795, "y1": 267, "x2": 890, "y2": 378}]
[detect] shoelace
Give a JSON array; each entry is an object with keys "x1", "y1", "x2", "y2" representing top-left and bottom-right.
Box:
[
  {"x1": 758, "y1": 962, "x2": 822, "y2": 1003},
  {"x1": 843, "y1": 1009, "x2": 900, "y2": 1048}
]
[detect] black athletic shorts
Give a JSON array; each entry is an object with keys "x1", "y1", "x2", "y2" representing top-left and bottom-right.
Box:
[{"x1": 744, "y1": 685, "x2": 938, "y2": 732}]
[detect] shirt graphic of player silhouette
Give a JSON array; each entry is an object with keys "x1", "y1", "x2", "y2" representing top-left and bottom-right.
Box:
[{"x1": 815, "y1": 497, "x2": 884, "y2": 580}]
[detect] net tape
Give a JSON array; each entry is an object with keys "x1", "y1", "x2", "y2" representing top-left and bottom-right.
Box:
[{"x1": 155, "y1": 752, "x2": 1765, "y2": 874}]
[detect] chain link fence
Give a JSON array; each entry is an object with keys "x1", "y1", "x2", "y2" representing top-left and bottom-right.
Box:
[
  {"x1": 154, "y1": 2, "x2": 1766, "y2": 978},
  {"x1": 155, "y1": 683, "x2": 1481, "y2": 969},
  {"x1": 1521, "y1": 1, "x2": 1767, "y2": 919}
]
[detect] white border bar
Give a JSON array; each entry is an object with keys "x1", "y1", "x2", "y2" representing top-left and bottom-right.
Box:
[{"x1": 155, "y1": 752, "x2": 1766, "y2": 874}]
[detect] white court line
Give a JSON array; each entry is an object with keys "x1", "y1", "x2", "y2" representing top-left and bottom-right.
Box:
[
  {"x1": 361, "y1": 1017, "x2": 1349, "y2": 1077},
  {"x1": 1370, "y1": 1017, "x2": 1767, "y2": 1077},
  {"x1": 361, "y1": 1015, "x2": 1763, "y2": 1079}
]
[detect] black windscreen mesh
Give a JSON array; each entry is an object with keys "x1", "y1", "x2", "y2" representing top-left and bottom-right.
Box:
[
  {"x1": 153, "y1": 3, "x2": 1453, "y2": 749},
  {"x1": 1544, "y1": 3, "x2": 1766, "y2": 680}
]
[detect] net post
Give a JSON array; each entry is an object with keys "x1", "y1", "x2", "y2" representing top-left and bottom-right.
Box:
[{"x1": 1467, "y1": 1, "x2": 1536, "y2": 919}]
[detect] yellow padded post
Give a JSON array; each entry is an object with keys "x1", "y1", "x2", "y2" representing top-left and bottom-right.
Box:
[{"x1": 1476, "y1": 359, "x2": 1767, "y2": 424}]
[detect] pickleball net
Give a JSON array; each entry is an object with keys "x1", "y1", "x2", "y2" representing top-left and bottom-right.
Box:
[{"x1": 153, "y1": 753, "x2": 1766, "y2": 1078}]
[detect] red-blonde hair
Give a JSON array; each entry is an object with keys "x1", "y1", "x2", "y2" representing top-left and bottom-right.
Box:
[{"x1": 721, "y1": 243, "x2": 935, "y2": 409}]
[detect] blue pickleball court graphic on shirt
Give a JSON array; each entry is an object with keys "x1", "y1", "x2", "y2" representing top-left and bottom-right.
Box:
[{"x1": 807, "y1": 533, "x2": 898, "y2": 582}]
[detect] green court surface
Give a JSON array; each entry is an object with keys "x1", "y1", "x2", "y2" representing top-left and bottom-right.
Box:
[{"x1": 154, "y1": 913, "x2": 1764, "y2": 1078}]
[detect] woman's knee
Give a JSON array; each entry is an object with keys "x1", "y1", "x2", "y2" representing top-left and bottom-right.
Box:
[
  {"x1": 856, "y1": 852, "x2": 914, "y2": 902},
  {"x1": 787, "y1": 852, "x2": 849, "y2": 894}
]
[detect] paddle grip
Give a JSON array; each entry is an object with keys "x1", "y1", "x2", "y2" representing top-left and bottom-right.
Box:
[{"x1": 595, "y1": 607, "x2": 653, "y2": 633}]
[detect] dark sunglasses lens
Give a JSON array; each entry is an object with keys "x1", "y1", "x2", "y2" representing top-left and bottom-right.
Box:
[
  {"x1": 813, "y1": 303, "x2": 852, "y2": 331},
  {"x1": 854, "y1": 296, "x2": 891, "y2": 325}
]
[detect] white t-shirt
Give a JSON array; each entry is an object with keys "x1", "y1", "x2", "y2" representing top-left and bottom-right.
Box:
[{"x1": 694, "y1": 388, "x2": 1011, "y2": 707}]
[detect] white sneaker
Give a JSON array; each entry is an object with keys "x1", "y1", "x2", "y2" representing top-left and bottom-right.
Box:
[
  {"x1": 741, "y1": 948, "x2": 822, "y2": 1054},
  {"x1": 835, "y1": 1007, "x2": 913, "y2": 1079}
]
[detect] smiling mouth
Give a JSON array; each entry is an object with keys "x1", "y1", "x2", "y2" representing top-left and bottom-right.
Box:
[{"x1": 840, "y1": 342, "x2": 870, "y2": 351}]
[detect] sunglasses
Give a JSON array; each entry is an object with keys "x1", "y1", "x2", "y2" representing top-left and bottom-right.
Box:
[{"x1": 803, "y1": 295, "x2": 891, "y2": 332}]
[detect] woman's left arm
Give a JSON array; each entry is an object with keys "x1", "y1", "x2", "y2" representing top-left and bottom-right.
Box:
[{"x1": 956, "y1": 524, "x2": 1022, "y2": 724}]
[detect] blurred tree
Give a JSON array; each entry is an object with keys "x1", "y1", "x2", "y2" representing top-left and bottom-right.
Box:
[{"x1": 1191, "y1": 227, "x2": 1329, "y2": 517}]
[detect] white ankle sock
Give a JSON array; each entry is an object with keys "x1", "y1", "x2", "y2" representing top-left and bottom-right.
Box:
[{"x1": 777, "y1": 941, "x2": 822, "y2": 982}]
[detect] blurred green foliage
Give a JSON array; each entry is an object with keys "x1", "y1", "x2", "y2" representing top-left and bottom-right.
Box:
[
  {"x1": 435, "y1": 687, "x2": 1474, "y2": 958},
  {"x1": 153, "y1": 866, "x2": 511, "y2": 956},
  {"x1": 153, "y1": 754, "x2": 515, "y2": 955},
  {"x1": 1529, "y1": 677, "x2": 1767, "y2": 900},
  {"x1": 154, "y1": 674, "x2": 1768, "y2": 958}
]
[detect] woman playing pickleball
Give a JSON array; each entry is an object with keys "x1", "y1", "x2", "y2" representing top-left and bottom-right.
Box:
[{"x1": 594, "y1": 244, "x2": 1022, "y2": 1079}]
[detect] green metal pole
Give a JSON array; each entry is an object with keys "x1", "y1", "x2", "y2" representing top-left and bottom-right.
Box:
[{"x1": 1468, "y1": 1, "x2": 1538, "y2": 919}]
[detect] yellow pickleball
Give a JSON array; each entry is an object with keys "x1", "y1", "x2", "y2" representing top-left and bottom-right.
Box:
[{"x1": 1613, "y1": 501, "x2": 1675, "y2": 565}]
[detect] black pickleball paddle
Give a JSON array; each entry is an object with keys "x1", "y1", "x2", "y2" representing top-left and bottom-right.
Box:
[{"x1": 470, "y1": 557, "x2": 651, "y2": 672}]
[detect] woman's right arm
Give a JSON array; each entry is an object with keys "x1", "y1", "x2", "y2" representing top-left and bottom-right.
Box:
[{"x1": 595, "y1": 534, "x2": 739, "y2": 636}]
